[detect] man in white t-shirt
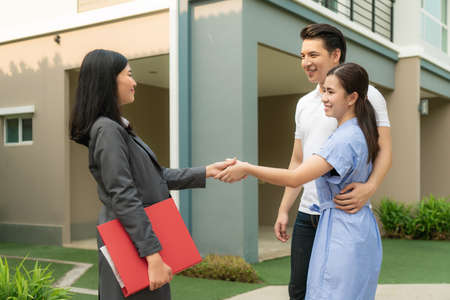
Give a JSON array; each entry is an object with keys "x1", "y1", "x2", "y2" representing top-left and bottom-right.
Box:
[{"x1": 274, "y1": 24, "x2": 392, "y2": 300}]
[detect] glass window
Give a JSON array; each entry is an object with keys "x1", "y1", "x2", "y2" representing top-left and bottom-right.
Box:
[
  {"x1": 22, "y1": 118, "x2": 32, "y2": 141},
  {"x1": 6, "y1": 118, "x2": 19, "y2": 143},
  {"x1": 443, "y1": 0, "x2": 448, "y2": 24},
  {"x1": 422, "y1": 14, "x2": 442, "y2": 46},
  {"x1": 421, "y1": 0, "x2": 448, "y2": 52},
  {"x1": 423, "y1": 0, "x2": 441, "y2": 19},
  {"x1": 4, "y1": 116, "x2": 33, "y2": 145}
]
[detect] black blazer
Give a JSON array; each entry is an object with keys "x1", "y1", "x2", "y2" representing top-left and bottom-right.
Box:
[{"x1": 88, "y1": 117, "x2": 205, "y2": 300}]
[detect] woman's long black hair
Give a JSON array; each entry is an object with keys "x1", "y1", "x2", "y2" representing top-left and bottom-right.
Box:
[
  {"x1": 70, "y1": 49, "x2": 129, "y2": 146},
  {"x1": 327, "y1": 63, "x2": 379, "y2": 163}
]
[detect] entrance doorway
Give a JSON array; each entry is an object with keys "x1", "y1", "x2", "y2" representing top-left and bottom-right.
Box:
[{"x1": 257, "y1": 44, "x2": 313, "y2": 260}]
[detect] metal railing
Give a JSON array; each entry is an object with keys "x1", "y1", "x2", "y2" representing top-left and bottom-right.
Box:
[{"x1": 314, "y1": 0, "x2": 395, "y2": 41}]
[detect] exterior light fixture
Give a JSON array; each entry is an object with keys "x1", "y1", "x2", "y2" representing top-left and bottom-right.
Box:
[
  {"x1": 54, "y1": 34, "x2": 61, "y2": 45},
  {"x1": 419, "y1": 99, "x2": 429, "y2": 116}
]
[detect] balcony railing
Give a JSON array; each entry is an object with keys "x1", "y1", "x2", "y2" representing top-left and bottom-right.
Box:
[{"x1": 313, "y1": 0, "x2": 395, "y2": 41}]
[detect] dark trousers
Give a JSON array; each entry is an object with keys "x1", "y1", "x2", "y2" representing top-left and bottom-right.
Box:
[{"x1": 289, "y1": 211, "x2": 320, "y2": 300}]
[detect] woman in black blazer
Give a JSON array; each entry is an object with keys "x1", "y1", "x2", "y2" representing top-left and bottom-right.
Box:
[{"x1": 70, "y1": 49, "x2": 234, "y2": 300}]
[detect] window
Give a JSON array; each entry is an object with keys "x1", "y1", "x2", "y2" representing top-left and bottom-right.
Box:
[
  {"x1": 4, "y1": 115, "x2": 33, "y2": 145},
  {"x1": 421, "y1": 0, "x2": 448, "y2": 52}
]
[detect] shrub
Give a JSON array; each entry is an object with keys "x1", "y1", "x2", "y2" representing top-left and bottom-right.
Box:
[
  {"x1": 412, "y1": 194, "x2": 450, "y2": 240},
  {"x1": 375, "y1": 195, "x2": 450, "y2": 240},
  {"x1": 0, "y1": 256, "x2": 72, "y2": 300},
  {"x1": 374, "y1": 197, "x2": 414, "y2": 238},
  {"x1": 180, "y1": 254, "x2": 261, "y2": 283}
]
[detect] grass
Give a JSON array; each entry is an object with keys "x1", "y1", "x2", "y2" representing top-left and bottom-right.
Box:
[
  {"x1": 379, "y1": 239, "x2": 450, "y2": 283},
  {"x1": 1, "y1": 239, "x2": 449, "y2": 300},
  {"x1": 70, "y1": 294, "x2": 98, "y2": 300},
  {"x1": 0, "y1": 243, "x2": 98, "y2": 290},
  {"x1": 4, "y1": 258, "x2": 74, "y2": 283},
  {"x1": 252, "y1": 256, "x2": 290, "y2": 285},
  {"x1": 251, "y1": 239, "x2": 450, "y2": 285},
  {"x1": 171, "y1": 275, "x2": 265, "y2": 300}
]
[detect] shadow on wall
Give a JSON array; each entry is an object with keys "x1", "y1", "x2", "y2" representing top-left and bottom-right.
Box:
[
  {"x1": 0, "y1": 54, "x2": 70, "y2": 245},
  {"x1": 0, "y1": 54, "x2": 171, "y2": 243}
]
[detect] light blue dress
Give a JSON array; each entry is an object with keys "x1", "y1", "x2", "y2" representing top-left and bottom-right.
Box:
[{"x1": 305, "y1": 118, "x2": 382, "y2": 300}]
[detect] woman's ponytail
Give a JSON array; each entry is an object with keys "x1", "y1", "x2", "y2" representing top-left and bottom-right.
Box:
[{"x1": 355, "y1": 95, "x2": 379, "y2": 163}]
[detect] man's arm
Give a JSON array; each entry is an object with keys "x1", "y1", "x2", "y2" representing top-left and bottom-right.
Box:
[
  {"x1": 274, "y1": 139, "x2": 303, "y2": 242},
  {"x1": 334, "y1": 126, "x2": 392, "y2": 213}
]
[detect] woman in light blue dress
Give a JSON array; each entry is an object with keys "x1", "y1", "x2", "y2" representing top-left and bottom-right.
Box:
[{"x1": 217, "y1": 63, "x2": 382, "y2": 300}]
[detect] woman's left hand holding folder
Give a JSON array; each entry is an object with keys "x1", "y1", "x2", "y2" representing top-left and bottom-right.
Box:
[{"x1": 146, "y1": 252, "x2": 173, "y2": 291}]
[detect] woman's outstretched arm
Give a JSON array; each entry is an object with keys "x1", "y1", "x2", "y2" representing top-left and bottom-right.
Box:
[{"x1": 215, "y1": 155, "x2": 333, "y2": 188}]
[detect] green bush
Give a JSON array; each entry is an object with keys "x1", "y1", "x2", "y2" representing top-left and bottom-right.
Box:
[
  {"x1": 413, "y1": 194, "x2": 450, "y2": 240},
  {"x1": 375, "y1": 195, "x2": 450, "y2": 240},
  {"x1": 375, "y1": 197, "x2": 414, "y2": 238},
  {"x1": 180, "y1": 254, "x2": 261, "y2": 283},
  {"x1": 0, "y1": 257, "x2": 72, "y2": 300}
]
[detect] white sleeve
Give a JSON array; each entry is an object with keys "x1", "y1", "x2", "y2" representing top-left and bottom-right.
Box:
[
  {"x1": 294, "y1": 98, "x2": 303, "y2": 140},
  {"x1": 367, "y1": 85, "x2": 390, "y2": 127}
]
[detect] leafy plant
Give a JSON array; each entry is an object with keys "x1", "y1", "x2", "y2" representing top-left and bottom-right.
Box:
[
  {"x1": 0, "y1": 256, "x2": 72, "y2": 300},
  {"x1": 375, "y1": 195, "x2": 450, "y2": 240},
  {"x1": 412, "y1": 194, "x2": 450, "y2": 240},
  {"x1": 374, "y1": 197, "x2": 414, "y2": 238},
  {"x1": 180, "y1": 254, "x2": 261, "y2": 283}
]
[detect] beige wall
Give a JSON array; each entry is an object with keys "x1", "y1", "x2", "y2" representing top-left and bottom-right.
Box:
[
  {"x1": 0, "y1": 10, "x2": 169, "y2": 244},
  {"x1": 373, "y1": 57, "x2": 422, "y2": 206},
  {"x1": 258, "y1": 94, "x2": 302, "y2": 226},
  {"x1": 420, "y1": 98, "x2": 450, "y2": 199}
]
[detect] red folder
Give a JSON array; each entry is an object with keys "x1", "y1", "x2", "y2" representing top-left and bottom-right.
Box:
[{"x1": 97, "y1": 198, "x2": 202, "y2": 297}]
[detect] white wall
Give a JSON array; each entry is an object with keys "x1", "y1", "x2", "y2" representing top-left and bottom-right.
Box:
[
  {"x1": 0, "y1": 0, "x2": 169, "y2": 44},
  {"x1": 0, "y1": 0, "x2": 77, "y2": 30}
]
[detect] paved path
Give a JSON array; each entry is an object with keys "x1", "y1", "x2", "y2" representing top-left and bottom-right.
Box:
[{"x1": 225, "y1": 284, "x2": 450, "y2": 300}]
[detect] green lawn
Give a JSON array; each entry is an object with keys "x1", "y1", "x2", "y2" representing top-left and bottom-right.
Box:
[
  {"x1": 1, "y1": 239, "x2": 449, "y2": 300},
  {"x1": 70, "y1": 294, "x2": 97, "y2": 300},
  {"x1": 251, "y1": 239, "x2": 450, "y2": 285},
  {"x1": 379, "y1": 239, "x2": 450, "y2": 283},
  {"x1": 0, "y1": 243, "x2": 98, "y2": 291},
  {"x1": 171, "y1": 275, "x2": 265, "y2": 300},
  {"x1": 2, "y1": 257, "x2": 74, "y2": 283}
]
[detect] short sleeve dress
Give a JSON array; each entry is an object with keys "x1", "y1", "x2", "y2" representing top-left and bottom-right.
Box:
[{"x1": 305, "y1": 118, "x2": 382, "y2": 300}]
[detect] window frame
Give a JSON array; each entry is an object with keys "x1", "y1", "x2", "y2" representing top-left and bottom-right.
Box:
[
  {"x1": 3, "y1": 114, "x2": 33, "y2": 146},
  {"x1": 421, "y1": 0, "x2": 448, "y2": 53}
]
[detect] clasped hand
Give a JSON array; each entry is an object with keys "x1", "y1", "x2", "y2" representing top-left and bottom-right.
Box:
[{"x1": 213, "y1": 159, "x2": 248, "y2": 183}]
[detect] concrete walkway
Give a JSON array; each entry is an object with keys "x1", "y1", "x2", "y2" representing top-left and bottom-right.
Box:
[{"x1": 225, "y1": 284, "x2": 450, "y2": 300}]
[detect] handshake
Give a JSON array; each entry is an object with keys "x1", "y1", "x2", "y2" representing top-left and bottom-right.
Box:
[{"x1": 205, "y1": 158, "x2": 249, "y2": 183}]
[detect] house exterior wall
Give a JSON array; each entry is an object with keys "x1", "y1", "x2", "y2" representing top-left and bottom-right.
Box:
[
  {"x1": 376, "y1": 57, "x2": 422, "y2": 205},
  {"x1": 190, "y1": 0, "x2": 260, "y2": 261},
  {"x1": 0, "y1": 11, "x2": 169, "y2": 244},
  {"x1": 421, "y1": 98, "x2": 450, "y2": 199}
]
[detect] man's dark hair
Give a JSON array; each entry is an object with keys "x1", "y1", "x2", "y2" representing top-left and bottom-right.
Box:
[
  {"x1": 301, "y1": 23, "x2": 346, "y2": 63},
  {"x1": 70, "y1": 49, "x2": 129, "y2": 146}
]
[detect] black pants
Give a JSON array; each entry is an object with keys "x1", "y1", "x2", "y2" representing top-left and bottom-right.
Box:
[
  {"x1": 289, "y1": 211, "x2": 320, "y2": 300},
  {"x1": 97, "y1": 233, "x2": 171, "y2": 300}
]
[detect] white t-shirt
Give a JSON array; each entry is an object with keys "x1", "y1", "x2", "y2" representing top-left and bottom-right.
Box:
[{"x1": 295, "y1": 84, "x2": 390, "y2": 215}]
